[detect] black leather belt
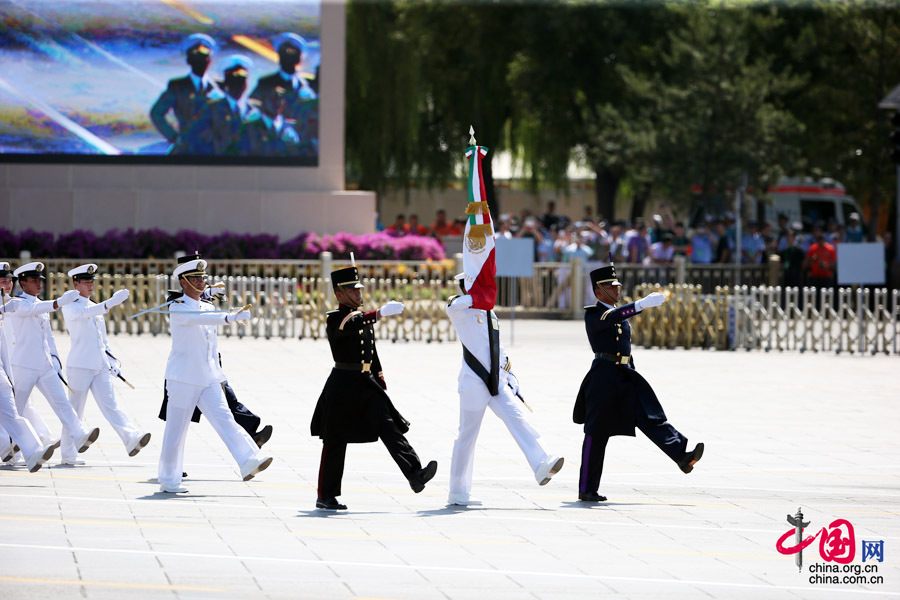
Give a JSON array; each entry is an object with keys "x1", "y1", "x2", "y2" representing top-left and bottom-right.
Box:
[
  {"x1": 334, "y1": 362, "x2": 373, "y2": 372},
  {"x1": 594, "y1": 352, "x2": 630, "y2": 365}
]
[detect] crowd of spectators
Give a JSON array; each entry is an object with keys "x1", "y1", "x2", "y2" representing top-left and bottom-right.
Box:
[{"x1": 378, "y1": 203, "x2": 886, "y2": 287}]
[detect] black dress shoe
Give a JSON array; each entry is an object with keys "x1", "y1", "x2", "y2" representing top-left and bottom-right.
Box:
[
  {"x1": 578, "y1": 492, "x2": 607, "y2": 502},
  {"x1": 252, "y1": 425, "x2": 273, "y2": 448},
  {"x1": 316, "y1": 497, "x2": 347, "y2": 510},
  {"x1": 677, "y1": 442, "x2": 704, "y2": 474},
  {"x1": 409, "y1": 460, "x2": 438, "y2": 493},
  {"x1": 182, "y1": 472, "x2": 188, "y2": 478}
]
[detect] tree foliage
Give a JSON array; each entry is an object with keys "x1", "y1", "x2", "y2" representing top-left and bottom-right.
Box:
[{"x1": 345, "y1": 0, "x2": 900, "y2": 229}]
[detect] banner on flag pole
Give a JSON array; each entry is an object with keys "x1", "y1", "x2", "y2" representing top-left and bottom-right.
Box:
[{"x1": 462, "y1": 139, "x2": 497, "y2": 310}]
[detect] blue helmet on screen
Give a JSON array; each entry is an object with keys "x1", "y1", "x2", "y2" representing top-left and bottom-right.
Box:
[
  {"x1": 181, "y1": 33, "x2": 218, "y2": 55},
  {"x1": 272, "y1": 32, "x2": 308, "y2": 54}
]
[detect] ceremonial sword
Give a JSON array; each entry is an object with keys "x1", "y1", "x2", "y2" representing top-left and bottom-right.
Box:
[
  {"x1": 50, "y1": 355, "x2": 75, "y2": 395},
  {"x1": 105, "y1": 351, "x2": 135, "y2": 390}
]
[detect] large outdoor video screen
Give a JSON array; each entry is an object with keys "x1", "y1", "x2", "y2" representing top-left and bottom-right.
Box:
[{"x1": 0, "y1": 0, "x2": 321, "y2": 166}]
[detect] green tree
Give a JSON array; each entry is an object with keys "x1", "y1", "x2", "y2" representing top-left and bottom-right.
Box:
[{"x1": 345, "y1": 1, "x2": 421, "y2": 198}]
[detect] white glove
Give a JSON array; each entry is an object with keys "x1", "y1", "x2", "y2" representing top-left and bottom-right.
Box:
[
  {"x1": 205, "y1": 284, "x2": 226, "y2": 297},
  {"x1": 635, "y1": 292, "x2": 666, "y2": 311},
  {"x1": 109, "y1": 363, "x2": 121, "y2": 378},
  {"x1": 56, "y1": 289, "x2": 80, "y2": 307},
  {"x1": 227, "y1": 309, "x2": 251, "y2": 323},
  {"x1": 107, "y1": 289, "x2": 130, "y2": 307},
  {"x1": 379, "y1": 300, "x2": 405, "y2": 317},
  {"x1": 0, "y1": 297, "x2": 19, "y2": 313}
]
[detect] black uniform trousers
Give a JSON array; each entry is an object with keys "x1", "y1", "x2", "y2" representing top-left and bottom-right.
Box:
[
  {"x1": 317, "y1": 409, "x2": 422, "y2": 499},
  {"x1": 222, "y1": 381, "x2": 262, "y2": 437},
  {"x1": 578, "y1": 412, "x2": 688, "y2": 495}
]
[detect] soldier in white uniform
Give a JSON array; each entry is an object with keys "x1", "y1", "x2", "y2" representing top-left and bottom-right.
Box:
[
  {"x1": 0, "y1": 262, "x2": 56, "y2": 472},
  {"x1": 6, "y1": 262, "x2": 100, "y2": 459},
  {"x1": 445, "y1": 274, "x2": 564, "y2": 506},
  {"x1": 158, "y1": 257, "x2": 272, "y2": 493},
  {"x1": 60, "y1": 264, "x2": 150, "y2": 465}
]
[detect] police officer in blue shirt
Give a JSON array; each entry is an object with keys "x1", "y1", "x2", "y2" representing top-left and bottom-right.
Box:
[
  {"x1": 573, "y1": 265, "x2": 704, "y2": 502},
  {"x1": 150, "y1": 33, "x2": 220, "y2": 155}
]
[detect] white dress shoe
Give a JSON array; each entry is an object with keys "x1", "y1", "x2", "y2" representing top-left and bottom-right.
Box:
[
  {"x1": 239, "y1": 454, "x2": 273, "y2": 481},
  {"x1": 535, "y1": 456, "x2": 565, "y2": 486},
  {"x1": 59, "y1": 459, "x2": 86, "y2": 466},
  {"x1": 0, "y1": 442, "x2": 13, "y2": 463},
  {"x1": 76, "y1": 427, "x2": 100, "y2": 453},
  {"x1": 48, "y1": 439, "x2": 61, "y2": 451},
  {"x1": 26, "y1": 444, "x2": 55, "y2": 473},
  {"x1": 126, "y1": 432, "x2": 151, "y2": 457},
  {"x1": 159, "y1": 484, "x2": 189, "y2": 493},
  {"x1": 447, "y1": 494, "x2": 483, "y2": 506}
]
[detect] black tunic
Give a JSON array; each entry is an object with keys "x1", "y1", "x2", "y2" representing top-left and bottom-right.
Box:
[
  {"x1": 310, "y1": 305, "x2": 409, "y2": 444},
  {"x1": 573, "y1": 301, "x2": 667, "y2": 437}
]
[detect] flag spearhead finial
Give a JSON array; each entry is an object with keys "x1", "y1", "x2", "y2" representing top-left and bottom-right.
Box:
[{"x1": 468, "y1": 125, "x2": 476, "y2": 146}]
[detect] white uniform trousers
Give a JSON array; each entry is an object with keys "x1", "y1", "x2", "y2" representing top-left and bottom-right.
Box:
[
  {"x1": 449, "y1": 377, "x2": 551, "y2": 498},
  {"x1": 61, "y1": 368, "x2": 140, "y2": 462},
  {"x1": 13, "y1": 366, "x2": 88, "y2": 445},
  {"x1": 158, "y1": 380, "x2": 258, "y2": 487},
  {"x1": 0, "y1": 381, "x2": 43, "y2": 459}
]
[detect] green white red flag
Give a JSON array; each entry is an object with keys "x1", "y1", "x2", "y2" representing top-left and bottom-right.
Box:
[{"x1": 462, "y1": 142, "x2": 496, "y2": 310}]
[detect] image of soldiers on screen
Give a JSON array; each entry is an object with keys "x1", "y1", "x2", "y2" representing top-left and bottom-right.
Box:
[
  {"x1": 149, "y1": 34, "x2": 220, "y2": 155},
  {"x1": 249, "y1": 32, "x2": 318, "y2": 158},
  {"x1": 195, "y1": 54, "x2": 258, "y2": 156}
]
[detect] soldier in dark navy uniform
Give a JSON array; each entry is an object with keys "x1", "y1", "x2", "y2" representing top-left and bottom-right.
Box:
[
  {"x1": 202, "y1": 55, "x2": 258, "y2": 156},
  {"x1": 573, "y1": 265, "x2": 704, "y2": 503},
  {"x1": 310, "y1": 266, "x2": 437, "y2": 510},
  {"x1": 149, "y1": 33, "x2": 220, "y2": 155},
  {"x1": 244, "y1": 85, "x2": 301, "y2": 157},
  {"x1": 249, "y1": 32, "x2": 317, "y2": 157}
]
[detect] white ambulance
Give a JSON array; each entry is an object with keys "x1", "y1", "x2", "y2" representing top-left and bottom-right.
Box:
[{"x1": 764, "y1": 177, "x2": 865, "y2": 231}]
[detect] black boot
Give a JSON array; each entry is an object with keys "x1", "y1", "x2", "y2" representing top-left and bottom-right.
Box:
[
  {"x1": 578, "y1": 491, "x2": 607, "y2": 502},
  {"x1": 316, "y1": 497, "x2": 347, "y2": 510},
  {"x1": 677, "y1": 442, "x2": 704, "y2": 474},
  {"x1": 409, "y1": 460, "x2": 438, "y2": 493}
]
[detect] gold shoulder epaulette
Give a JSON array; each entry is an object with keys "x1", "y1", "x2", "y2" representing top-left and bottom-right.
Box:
[
  {"x1": 601, "y1": 308, "x2": 616, "y2": 320},
  {"x1": 338, "y1": 310, "x2": 363, "y2": 331},
  {"x1": 447, "y1": 294, "x2": 460, "y2": 307}
]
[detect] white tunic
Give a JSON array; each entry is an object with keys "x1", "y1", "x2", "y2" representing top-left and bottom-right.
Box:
[
  {"x1": 62, "y1": 296, "x2": 114, "y2": 371},
  {"x1": 165, "y1": 296, "x2": 227, "y2": 387},
  {"x1": 446, "y1": 294, "x2": 510, "y2": 388},
  {"x1": 7, "y1": 293, "x2": 61, "y2": 371}
]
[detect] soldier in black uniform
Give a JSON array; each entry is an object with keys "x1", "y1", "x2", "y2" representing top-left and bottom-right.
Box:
[
  {"x1": 573, "y1": 265, "x2": 704, "y2": 503},
  {"x1": 149, "y1": 33, "x2": 219, "y2": 155},
  {"x1": 310, "y1": 266, "x2": 437, "y2": 510}
]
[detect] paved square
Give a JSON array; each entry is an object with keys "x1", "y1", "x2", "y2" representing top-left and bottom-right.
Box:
[{"x1": 1, "y1": 320, "x2": 897, "y2": 599}]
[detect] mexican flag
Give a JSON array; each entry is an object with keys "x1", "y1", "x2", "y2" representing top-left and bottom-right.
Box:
[{"x1": 462, "y1": 144, "x2": 496, "y2": 310}]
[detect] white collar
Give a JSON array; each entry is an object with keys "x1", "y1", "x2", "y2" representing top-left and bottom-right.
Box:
[{"x1": 21, "y1": 292, "x2": 38, "y2": 301}]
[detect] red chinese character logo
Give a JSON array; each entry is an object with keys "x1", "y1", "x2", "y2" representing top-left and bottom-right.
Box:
[
  {"x1": 776, "y1": 518, "x2": 855, "y2": 563},
  {"x1": 819, "y1": 519, "x2": 855, "y2": 564}
]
